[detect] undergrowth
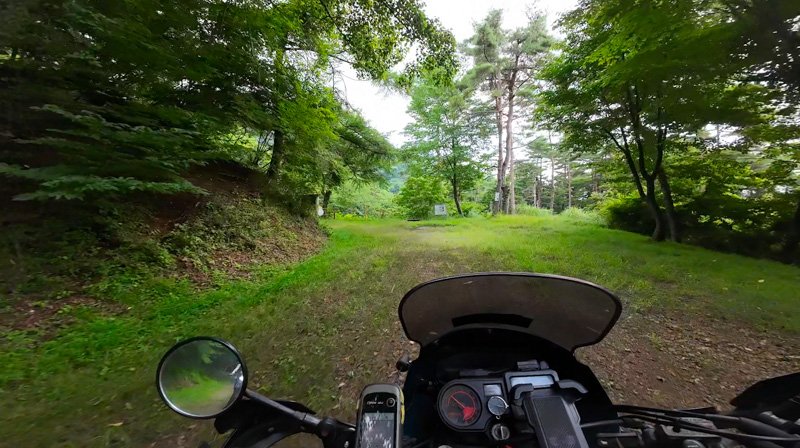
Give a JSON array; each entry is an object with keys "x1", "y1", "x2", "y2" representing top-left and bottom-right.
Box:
[{"x1": 1, "y1": 191, "x2": 324, "y2": 330}]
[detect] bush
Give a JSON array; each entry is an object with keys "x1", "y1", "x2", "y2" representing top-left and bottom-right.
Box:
[
  {"x1": 396, "y1": 176, "x2": 447, "y2": 219},
  {"x1": 516, "y1": 204, "x2": 553, "y2": 217},
  {"x1": 329, "y1": 181, "x2": 398, "y2": 219},
  {"x1": 596, "y1": 195, "x2": 653, "y2": 234},
  {"x1": 558, "y1": 208, "x2": 606, "y2": 226},
  {"x1": 596, "y1": 192, "x2": 798, "y2": 262},
  {"x1": 459, "y1": 201, "x2": 480, "y2": 217},
  {"x1": 334, "y1": 213, "x2": 369, "y2": 221}
]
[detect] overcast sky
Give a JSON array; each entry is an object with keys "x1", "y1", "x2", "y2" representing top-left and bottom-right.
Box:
[{"x1": 338, "y1": 0, "x2": 578, "y2": 147}]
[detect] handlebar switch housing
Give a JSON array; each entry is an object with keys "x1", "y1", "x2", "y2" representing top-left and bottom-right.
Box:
[{"x1": 511, "y1": 381, "x2": 590, "y2": 448}]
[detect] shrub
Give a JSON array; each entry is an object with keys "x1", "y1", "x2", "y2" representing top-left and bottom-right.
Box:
[
  {"x1": 329, "y1": 181, "x2": 398, "y2": 219},
  {"x1": 396, "y1": 176, "x2": 447, "y2": 219},
  {"x1": 559, "y1": 208, "x2": 606, "y2": 226},
  {"x1": 460, "y1": 201, "x2": 480, "y2": 217},
  {"x1": 596, "y1": 195, "x2": 653, "y2": 234},
  {"x1": 516, "y1": 204, "x2": 553, "y2": 217}
]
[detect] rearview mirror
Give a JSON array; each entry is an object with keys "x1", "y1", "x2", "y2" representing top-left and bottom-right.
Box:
[{"x1": 156, "y1": 337, "x2": 247, "y2": 418}]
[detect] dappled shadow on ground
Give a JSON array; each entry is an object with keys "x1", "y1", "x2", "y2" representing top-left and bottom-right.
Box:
[{"x1": 580, "y1": 311, "x2": 800, "y2": 410}]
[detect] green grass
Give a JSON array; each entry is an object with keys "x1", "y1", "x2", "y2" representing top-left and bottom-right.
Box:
[
  {"x1": 1, "y1": 215, "x2": 799, "y2": 447},
  {"x1": 164, "y1": 374, "x2": 234, "y2": 416}
]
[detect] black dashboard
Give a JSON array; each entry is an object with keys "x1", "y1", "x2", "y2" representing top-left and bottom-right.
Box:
[
  {"x1": 436, "y1": 370, "x2": 560, "y2": 433},
  {"x1": 401, "y1": 328, "x2": 617, "y2": 447}
]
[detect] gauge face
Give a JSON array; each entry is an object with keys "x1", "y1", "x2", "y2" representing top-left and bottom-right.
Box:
[
  {"x1": 487, "y1": 395, "x2": 508, "y2": 416},
  {"x1": 439, "y1": 384, "x2": 481, "y2": 427}
]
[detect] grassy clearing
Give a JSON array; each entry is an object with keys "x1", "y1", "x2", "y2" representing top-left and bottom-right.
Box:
[
  {"x1": 342, "y1": 215, "x2": 800, "y2": 328},
  {"x1": 1, "y1": 215, "x2": 799, "y2": 447}
]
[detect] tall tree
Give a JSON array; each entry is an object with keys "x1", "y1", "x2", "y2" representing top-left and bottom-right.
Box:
[
  {"x1": 462, "y1": 10, "x2": 507, "y2": 215},
  {"x1": 402, "y1": 76, "x2": 490, "y2": 215},
  {"x1": 463, "y1": 9, "x2": 553, "y2": 214},
  {"x1": 538, "y1": 0, "x2": 768, "y2": 241},
  {"x1": 315, "y1": 108, "x2": 395, "y2": 214},
  {"x1": 499, "y1": 12, "x2": 553, "y2": 214},
  {"x1": 701, "y1": 0, "x2": 800, "y2": 258}
]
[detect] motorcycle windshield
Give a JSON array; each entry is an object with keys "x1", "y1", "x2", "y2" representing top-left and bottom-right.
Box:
[{"x1": 398, "y1": 273, "x2": 622, "y2": 351}]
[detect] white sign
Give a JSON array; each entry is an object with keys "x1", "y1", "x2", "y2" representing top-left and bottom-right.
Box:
[
  {"x1": 434, "y1": 204, "x2": 447, "y2": 216},
  {"x1": 494, "y1": 192, "x2": 500, "y2": 201}
]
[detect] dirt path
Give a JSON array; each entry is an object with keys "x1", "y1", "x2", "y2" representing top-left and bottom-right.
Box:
[
  {"x1": 151, "y1": 220, "x2": 800, "y2": 448},
  {"x1": 323, "y1": 222, "x2": 800, "y2": 417},
  {"x1": 359, "y1": 308, "x2": 800, "y2": 415},
  {"x1": 345, "y1": 223, "x2": 800, "y2": 413},
  {"x1": 581, "y1": 311, "x2": 800, "y2": 409}
]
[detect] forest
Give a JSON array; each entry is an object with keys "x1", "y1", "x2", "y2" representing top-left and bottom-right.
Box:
[
  {"x1": 2, "y1": 0, "x2": 799, "y2": 266},
  {"x1": 331, "y1": 0, "x2": 800, "y2": 264}
]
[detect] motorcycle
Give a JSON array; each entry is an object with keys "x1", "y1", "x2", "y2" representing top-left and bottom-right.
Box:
[{"x1": 155, "y1": 273, "x2": 800, "y2": 448}]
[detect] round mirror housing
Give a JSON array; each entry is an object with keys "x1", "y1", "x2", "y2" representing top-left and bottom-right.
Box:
[{"x1": 156, "y1": 337, "x2": 247, "y2": 419}]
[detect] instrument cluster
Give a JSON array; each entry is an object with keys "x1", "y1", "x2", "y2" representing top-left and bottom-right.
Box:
[{"x1": 436, "y1": 370, "x2": 558, "y2": 434}]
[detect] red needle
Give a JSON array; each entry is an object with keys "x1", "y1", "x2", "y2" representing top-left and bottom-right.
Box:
[
  {"x1": 463, "y1": 407, "x2": 476, "y2": 421},
  {"x1": 450, "y1": 395, "x2": 467, "y2": 409}
]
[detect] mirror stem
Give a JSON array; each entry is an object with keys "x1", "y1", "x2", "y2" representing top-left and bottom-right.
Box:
[{"x1": 243, "y1": 389, "x2": 322, "y2": 430}]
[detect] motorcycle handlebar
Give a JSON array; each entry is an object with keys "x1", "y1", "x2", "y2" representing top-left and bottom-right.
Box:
[
  {"x1": 232, "y1": 390, "x2": 800, "y2": 448},
  {"x1": 241, "y1": 389, "x2": 355, "y2": 448},
  {"x1": 587, "y1": 407, "x2": 800, "y2": 448},
  {"x1": 244, "y1": 390, "x2": 322, "y2": 431}
]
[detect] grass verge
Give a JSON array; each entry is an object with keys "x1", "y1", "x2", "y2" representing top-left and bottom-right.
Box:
[{"x1": 2, "y1": 215, "x2": 799, "y2": 447}]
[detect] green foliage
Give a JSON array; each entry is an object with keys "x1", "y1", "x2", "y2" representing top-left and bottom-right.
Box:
[
  {"x1": 558, "y1": 208, "x2": 605, "y2": 226},
  {"x1": 516, "y1": 204, "x2": 553, "y2": 217},
  {"x1": 0, "y1": 0, "x2": 454, "y2": 204},
  {"x1": 596, "y1": 147, "x2": 799, "y2": 260},
  {"x1": 396, "y1": 175, "x2": 447, "y2": 219},
  {"x1": 459, "y1": 201, "x2": 481, "y2": 217},
  {"x1": 164, "y1": 198, "x2": 321, "y2": 270},
  {"x1": 1, "y1": 185, "x2": 322, "y2": 306},
  {"x1": 534, "y1": 0, "x2": 800, "y2": 257},
  {"x1": 328, "y1": 181, "x2": 397, "y2": 218},
  {"x1": 402, "y1": 73, "x2": 490, "y2": 215},
  {"x1": 309, "y1": 109, "x2": 397, "y2": 203}
]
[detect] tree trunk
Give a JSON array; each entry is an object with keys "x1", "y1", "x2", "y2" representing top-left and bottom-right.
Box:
[
  {"x1": 508, "y1": 149, "x2": 516, "y2": 214},
  {"x1": 535, "y1": 158, "x2": 543, "y2": 208},
  {"x1": 781, "y1": 194, "x2": 800, "y2": 263},
  {"x1": 506, "y1": 84, "x2": 516, "y2": 215},
  {"x1": 253, "y1": 131, "x2": 271, "y2": 167},
  {"x1": 452, "y1": 177, "x2": 463, "y2": 216},
  {"x1": 566, "y1": 160, "x2": 572, "y2": 208},
  {"x1": 657, "y1": 168, "x2": 680, "y2": 242},
  {"x1": 625, "y1": 85, "x2": 670, "y2": 242},
  {"x1": 265, "y1": 129, "x2": 285, "y2": 190},
  {"x1": 645, "y1": 177, "x2": 666, "y2": 241},
  {"x1": 322, "y1": 190, "x2": 332, "y2": 215},
  {"x1": 493, "y1": 88, "x2": 505, "y2": 215},
  {"x1": 549, "y1": 156, "x2": 556, "y2": 211},
  {"x1": 607, "y1": 126, "x2": 666, "y2": 242}
]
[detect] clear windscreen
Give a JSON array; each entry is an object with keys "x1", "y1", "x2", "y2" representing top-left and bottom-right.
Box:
[{"x1": 398, "y1": 273, "x2": 622, "y2": 351}]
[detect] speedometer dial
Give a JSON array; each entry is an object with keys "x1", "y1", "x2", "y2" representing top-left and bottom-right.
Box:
[{"x1": 439, "y1": 384, "x2": 481, "y2": 427}]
